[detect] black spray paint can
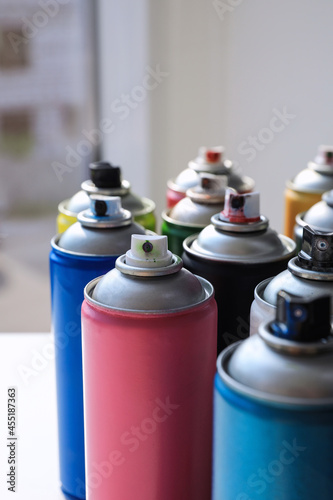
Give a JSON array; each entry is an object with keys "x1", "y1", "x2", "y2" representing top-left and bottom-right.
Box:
[{"x1": 182, "y1": 188, "x2": 295, "y2": 354}]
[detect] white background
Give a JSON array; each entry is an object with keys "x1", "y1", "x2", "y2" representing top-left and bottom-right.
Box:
[{"x1": 98, "y1": 0, "x2": 333, "y2": 232}]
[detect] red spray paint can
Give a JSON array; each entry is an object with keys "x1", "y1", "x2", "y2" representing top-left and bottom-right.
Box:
[{"x1": 81, "y1": 234, "x2": 217, "y2": 500}]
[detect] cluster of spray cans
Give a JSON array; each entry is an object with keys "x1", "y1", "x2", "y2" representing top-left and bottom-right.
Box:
[{"x1": 49, "y1": 146, "x2": 333, "y2": 500}]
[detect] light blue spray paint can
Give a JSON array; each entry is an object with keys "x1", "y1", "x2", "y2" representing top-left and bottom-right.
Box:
[{"x1": 213, "y1": 290, "x2": 333, "y2": 500}]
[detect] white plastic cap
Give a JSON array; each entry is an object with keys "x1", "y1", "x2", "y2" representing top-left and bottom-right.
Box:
[
  {"x1": 220, "y1": 188, "x2": 261, "y2": 223},
  {"x1": 314, "y1": 145, "x2": 333, "y2": 165},
  {"x1": 126, "y1": 235, "x2": 173, "y2": 268},
  {"x1": 90, "y1": 195, "x2": 122, "y2": 217}
]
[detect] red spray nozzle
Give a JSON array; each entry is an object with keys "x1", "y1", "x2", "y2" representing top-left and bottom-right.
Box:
[{"x1": 219, "y1": 189, "x2": 261, "y2": 224}]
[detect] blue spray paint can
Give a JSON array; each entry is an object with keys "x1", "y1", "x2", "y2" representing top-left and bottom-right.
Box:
[
  {"x1": 213, "y1": 290, "x2": 333, "y2": 500},
  {"x1": 50, "y1": 195, "x2": 147, "y2": 499}
]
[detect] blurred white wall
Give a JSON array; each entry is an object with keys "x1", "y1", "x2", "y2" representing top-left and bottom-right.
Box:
[
  {"x1": 98, "y1": 0, "x2": 333, "y2": 232},
  {"x1": 0, "y1": 0, "x2": 97, "y2": 214}
]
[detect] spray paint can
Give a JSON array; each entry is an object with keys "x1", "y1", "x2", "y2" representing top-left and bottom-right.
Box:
[
  {"x1": 284, "y1": 145, "x2": 333, "y2": 238},
  {"x1": 161, "y1": 173, "x2": 227, "y2": 256},
  {"x1": 213, "y1": 290, "x2": 333, "y2": 500},
  {"x1": 50, "y1": 196, "x2": 147, "y2": 499},
  {"x1": 250, "y1": 226, "x2": 333, "y2": 335},
  {"x1": 182, "y1": 188, "x2": 295, "y2": 354},
  {"x1": 81, "y1": 234, "x2": 217, "y2": 500},
  {"x1": 294, "y1": 190, "x2": 333, "y2": 251},
  {"x1": 166, "y1": 146, "x2": 255, "y2": 208},
  {"x1": 57, "y1": 161, "x2": 156, "y2": 233}
]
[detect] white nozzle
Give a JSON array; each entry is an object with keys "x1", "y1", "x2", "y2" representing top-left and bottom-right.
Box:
[
  {"x1": 220, "y1": 188, "x2": 261, "y2": 223},
  {"x1": 314, "y1": 145, "x2": 333, "y2": 165},
  {"x1": 90, "y1": 195, "x2": 122, "y2": 217},
  {"x1": 126, "y1": 235, "x2": 173, "y2": 268}
]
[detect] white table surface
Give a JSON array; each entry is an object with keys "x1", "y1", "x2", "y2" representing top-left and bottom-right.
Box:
[{"x1": 0, "y1": 332, "x2": 67, "y2": 500}]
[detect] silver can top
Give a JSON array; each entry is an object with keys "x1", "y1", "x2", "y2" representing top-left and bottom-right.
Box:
[
  {"x1": 288, "y1": 145, "x2": 333, "y2": 193},
  {"x1": 164, "y1": 174, "x2": 226, "y2": 226},
  {"x1": 53, "y1": 196, "x2": 146, "y2": 256},
  {"x1": 263, "y1": 226, "x2": 333, "y2": 307},
  {"x1": 297, "y1": 189, "x2": 333, "y2": 233},
  {"x1": 218, "y1": 291, "x2": 333, "y2": 405},
  {"x1": 183, "y1": 189, "x2": 295, "y2": 263},
  {"x1": 59, "y1": 161, "x2": 155, "y2": 218},
  {"x1": 85, "y1": 234, "x2": 214, "y2": 313},
  {"x1": 167, "y1": 146, "x2": 255, "y2": 194}
]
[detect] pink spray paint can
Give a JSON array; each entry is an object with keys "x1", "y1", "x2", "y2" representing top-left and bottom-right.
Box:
[{"x1": 81, "y1": 234, "x2": 217, "y2": 500}]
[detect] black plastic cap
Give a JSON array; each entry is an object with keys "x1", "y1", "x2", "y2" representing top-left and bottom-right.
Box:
[
  {"x1": 269, "y1": 290, "x2": 331, "y2": 342},
  {"x1": 297, "y1": 226, "x2": 333, "y2": 271},
  {"x1": 89, "y1": 161, "x2": 122, "y2": 188}
]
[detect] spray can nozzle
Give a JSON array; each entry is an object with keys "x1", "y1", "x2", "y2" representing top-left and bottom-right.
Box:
[
  {"x1": 297, "y1": 226, "x2": 333, "y2": 271},
  {"x1": 125, "y1": 235, "x2": 173, "y2": 268},
  {"x1": 314, "y1": 145, "x2": 333, "y2": 166},
  {"x1": 219, "y1": 188, "x2": 261, "y2": 224},
  {"x1": 189, "y1": 146, "x2": 225, "y2": 172},
  {"x1": 199, "y1": 146, "x2": 224, "y2": 164},
  {"x1": 269, "y1": 290, "x2": 331, "y2": 342},
  {"x1": 90, "y1": 195, "x2": 122, "y2": 218},
  {"x1": 199, "y1": 173, "x2": 227, "y2": 191},
  {"x1": 89, "y1": 161, "x2": 122, "y2": 189}
]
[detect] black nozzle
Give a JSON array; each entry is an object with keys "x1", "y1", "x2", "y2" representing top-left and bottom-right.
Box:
[
  {"x1": 89, "y1": 161, "x2": 122, "y2": 189},
  {"x1": 269, "y1": 290, "x2": 331, "y2": 342},
  {"x1": 297, "y1": 226, "x2": 333, "y2": 271}
]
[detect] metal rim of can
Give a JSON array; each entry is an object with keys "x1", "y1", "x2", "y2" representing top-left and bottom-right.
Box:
[
  {"x1": 188, "y1": 159, "x2": 230, "y2": 173},
  {"x1": 254, "y1": 277, "x2": 276, "y2": 310},
  {"x1": 162, "y1": 209, "x2": 207, "y2": 229},
  {"x1": 308, "y1": 160, "x2": 333, "y2": 175},
  {"x1": 84, "y1": 273, "x2": 215, "y2": 314},
  {"x1": 185, "y1": 189, "x2": 225, "y2": 205},
  {"x1": 82, "y1": 179, "x2": 131, "y2": 196},
  {"x1": 115, "y1": 253, "x2": 182, "y2": 277},
  {"x1": 183, "y1": 233, "x2": 295, "y2": 264},
  {"x1": 210, "y1": 213, "x2": 269, "y2": 233},
  {"x1": 295, "y1": 211, "x2": 333, "y2": 233},
  {"x1": 51, "y1": 234, "x2": 121, "y2": 258},
  {"x1": 217, "y1": 341, "x2": 333, "y2": 407},
  {"x1": 166, "y1": 178, "x2": 188, "y2": 195},
  {"x1": 286, "y1": 178, "x2": 332, "y2": 194},
  {"x1": 77, "y1": 208, "x2": 132, "y2": 229},
  {"x1": 58, "y1": 199, "x2": 77, "y2": 219},
  {"x1": 258, "y1": 324, "x2": 333, "y2": 356},
  {"x1": 59, "y1": 195, "x2": 156, "y2": 219},
  {"x1": 288, "y1": 256, "x2": 333, "y2": 282}
]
